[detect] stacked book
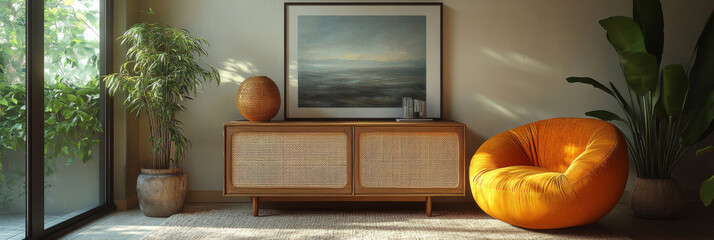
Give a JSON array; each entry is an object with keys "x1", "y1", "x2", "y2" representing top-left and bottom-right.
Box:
[{"x1": 400, "y1": 97, "x2": 431, "y2": 122}]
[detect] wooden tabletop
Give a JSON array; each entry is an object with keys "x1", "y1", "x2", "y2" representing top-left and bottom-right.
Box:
[{"x1": 224, "y1": 120, "x2": 464, "y2": 127}]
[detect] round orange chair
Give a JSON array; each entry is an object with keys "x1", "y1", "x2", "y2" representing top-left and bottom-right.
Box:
[{"x1": 469, "y1": 118, "x2": 628, "y2": 229}]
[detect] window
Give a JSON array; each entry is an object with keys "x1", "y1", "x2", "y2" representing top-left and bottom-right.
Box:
[{"x1": 0, "y1": 0, "x2": 113, "y2": 238}]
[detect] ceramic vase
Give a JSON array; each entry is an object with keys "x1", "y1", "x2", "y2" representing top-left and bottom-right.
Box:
[{"x1": 137, "y1": 168, "x2": 187, "y2": 217}]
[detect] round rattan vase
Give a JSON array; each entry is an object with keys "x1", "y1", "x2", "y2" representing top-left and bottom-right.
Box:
[
  {"x1": 236, "y1": 76, "x2": 280, "y2": 121},
  {"x1": 137, "y1": 168, "x2": 187, "y2": 217},
  {"x1": 629, "y1": 177, "x2": 685, "y2": 219}
]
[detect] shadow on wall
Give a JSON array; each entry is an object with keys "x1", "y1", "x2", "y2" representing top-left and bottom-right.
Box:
[
  {"x1": 451, "y1": 45, "x2": 556, "y2": 200},
  {"x1": 174, "y1": 57, "x2": 269, "y2": 192}
]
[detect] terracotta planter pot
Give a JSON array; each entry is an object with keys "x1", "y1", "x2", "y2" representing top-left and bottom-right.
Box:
[
  {"x1": 236, "y1": 76, "x2": 280, "y2": 121},
  {"x1": 137, "y1": 168, "x2": 187, "y2": 217},
  {"x1": 629, "y1": 177, "x2": 685, "y2": 219}
]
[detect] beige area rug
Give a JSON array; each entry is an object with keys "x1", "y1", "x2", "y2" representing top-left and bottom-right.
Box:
[{"x1": 141, "y1": 204, "x2": 628, "y2": 240}]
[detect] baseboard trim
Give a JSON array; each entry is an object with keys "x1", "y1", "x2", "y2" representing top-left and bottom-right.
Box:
[
  {"x1": 187, "y1": 191, "x2": 251, "y2": 203},
  {"x1": 114, "y1": 200, "x2": 128, "y2": 211},
  {"x1": 127, "y1": 195, "x2": 138, "y2": 209},
  {"x1": 114, "y1": 195, "x2": 139, "y2": 211}
]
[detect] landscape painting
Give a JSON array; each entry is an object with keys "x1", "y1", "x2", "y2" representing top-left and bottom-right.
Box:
[{"x1": 297, "y1": 15, "x2": 427, "y2": 108}]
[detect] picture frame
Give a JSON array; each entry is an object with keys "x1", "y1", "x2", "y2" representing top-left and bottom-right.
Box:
[{"x1": 284, "y1": 2, "x2": 442, "y2": 119}]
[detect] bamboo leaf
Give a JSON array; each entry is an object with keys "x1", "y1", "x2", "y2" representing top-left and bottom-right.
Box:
[
  {"x1": 566, "y1": 77, "x2": 614, "y2": 96},
  {"x1": 102, "y1": 12, "x2": 220, "y2": 168},
  {"x1": 662, "y1": 64, "x2": 689, "y2": 117},
  {"x1": 702, "y1": 175, "x2": 714, "y2": 207},
  {"x1": 586, "y1": 110, "x2": 626, "y2": 123},
  {"x1": 633, "y1": 0, "x2": 664, "y2": 65}
]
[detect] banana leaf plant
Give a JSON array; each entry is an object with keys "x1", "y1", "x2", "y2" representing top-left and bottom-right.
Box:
[{"x1": 566, "y1": 0, "x2": 714, "y2": 206}]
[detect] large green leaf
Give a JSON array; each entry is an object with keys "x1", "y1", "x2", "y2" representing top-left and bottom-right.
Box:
[
  {"x1": 620, "y1": 52, "x2": 659, "y2": 94},
  {"x1": 633, "y1": 0, "x2": 664, "y2": 65},
  {"x1": 586, "y1": 110, "x2": 626, "y2": 123},
  {"x1": 687, "y1": 11, "x2": 714, "y2": 113},
  {"x1": 662, "y1": 64, "x2": 689, "y2": 117},
  {"x1": 566, "y1": 77, "x2": 614, "y2": 96},
  {"x1": 599, "y1": 16, "x2": 648, "y2": 53},
  {"x1": 702, "y1": 175, "x2": 714, "y2": 207},
  {"x1": 681, "y1": 90, "x2": 714, "y2": 146}
]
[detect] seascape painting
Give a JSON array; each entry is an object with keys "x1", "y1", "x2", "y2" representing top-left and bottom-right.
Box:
[{"x1": 297, "y1": 16, "x2": 427, "y2": 108}]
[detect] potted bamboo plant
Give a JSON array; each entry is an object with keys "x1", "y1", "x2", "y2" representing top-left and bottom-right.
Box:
[
  {"x1": 105, "y1": 10, "x2": 220, "y2": 217},
  {"x1": 567, "y1": 0, "x2": 713, "y2": 218}
]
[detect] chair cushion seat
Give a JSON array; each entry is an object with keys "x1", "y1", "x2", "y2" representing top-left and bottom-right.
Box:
[{"x1": 473, "y1": 165, "x2": 585, "y2": 229}]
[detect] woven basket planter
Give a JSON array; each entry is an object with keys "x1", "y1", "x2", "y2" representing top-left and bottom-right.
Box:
[{"x1": 629, "y1": 177, "x2": 685, "y2": 219}]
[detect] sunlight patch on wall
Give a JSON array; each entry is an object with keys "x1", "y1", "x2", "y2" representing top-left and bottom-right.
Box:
[
  {"x1": 219, "y1": 59, "x2": 260, "y2": 84},
  {"x1": 481, "y1": 47, "x2": 552, "y2": 74},
  {"x1": 473, "y1": 94, "x2": 519, "y2": 120},
  {"x1": 289, "y1": 60, "x2": 298, "y2": 88},
  {"x1": 471, "y1": 94, "x2": 551, "y2": 122}
]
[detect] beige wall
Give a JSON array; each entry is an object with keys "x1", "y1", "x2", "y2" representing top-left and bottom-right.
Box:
[
  {"x1": 113, "y1": 0, "x2": 142, "y2": 210},
  {"x1": 114, "y1": 0, "x2": 714, "y2": 203}
]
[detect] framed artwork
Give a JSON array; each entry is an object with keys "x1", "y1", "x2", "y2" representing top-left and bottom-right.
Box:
[{"x1": 284, "y1": 2, "x2": 442, "y2": 119}]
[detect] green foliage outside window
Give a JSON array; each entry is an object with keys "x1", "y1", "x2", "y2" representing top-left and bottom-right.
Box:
[{"x1": 0, "y1": 0, "x2": 103, "y2": 210}]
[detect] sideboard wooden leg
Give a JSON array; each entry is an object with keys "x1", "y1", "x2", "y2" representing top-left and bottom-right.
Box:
[
  {"x1": 252, "y1": 197, "x2": 259, "y2": 217},
  {"x1": 426, "y1": 196, "x2": 432, "y2": 217}
]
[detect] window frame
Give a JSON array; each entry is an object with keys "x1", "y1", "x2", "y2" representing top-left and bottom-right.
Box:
[{"x1": 24, "y1": 0, "x2": 115, "y2": 238}]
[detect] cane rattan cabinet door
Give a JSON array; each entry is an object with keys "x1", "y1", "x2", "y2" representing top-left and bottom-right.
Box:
[
  {"x1": 354, "y1": 126, "x2": 464, "y2": 195},
  {"x1": 224, "y1": 125, "x2": 352, "y2": 195}
]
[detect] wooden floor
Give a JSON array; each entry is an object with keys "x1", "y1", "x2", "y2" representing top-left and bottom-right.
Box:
[
  {"x1": 599, "y1": 202, "x2": 714, "y2": 240},
  {"x1": 59, "y1": 202, "x2": 714, "y2": 240}
]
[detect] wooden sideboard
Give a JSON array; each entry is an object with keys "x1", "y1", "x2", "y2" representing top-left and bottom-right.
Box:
[{"x1": 223, "y1": 121, "x2": 465, "y2": 216}]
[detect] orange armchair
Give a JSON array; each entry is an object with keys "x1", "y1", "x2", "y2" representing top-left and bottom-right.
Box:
[{"x1": 469, "y1": 118, "x2": 628, "y2": 229}]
